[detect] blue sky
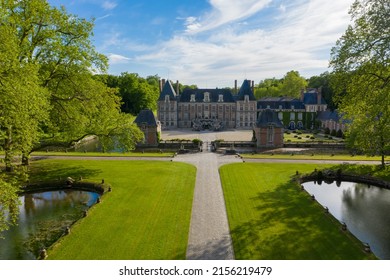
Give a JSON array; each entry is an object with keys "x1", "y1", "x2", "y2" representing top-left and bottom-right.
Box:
[{"x1": 48, "y1": 0, "x2": 354, "y2": 87}]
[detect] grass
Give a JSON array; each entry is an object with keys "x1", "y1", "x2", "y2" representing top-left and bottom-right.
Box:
[
  {"x1": 28, "y1": 159, "x2": 196, "y2": 260},
  {"x1": 283, "y1": 131, "x2": 343, "y2": 143},
  {"x1": 30, "y1": 151, "x2": 174, "y2": 157},
  {"x1": 219, "y1": 163, "x2": 376, "y2": 260},
  {"x1": 241, "y1": 153, "x2": 386, "y2": 161}
]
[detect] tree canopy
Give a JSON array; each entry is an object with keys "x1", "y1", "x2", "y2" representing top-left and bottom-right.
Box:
[
  {"x1": 254, "y1": 71, "x2": 307, "y2": 99},
  {"x1": 330, "y1": 0, "x2": 390, "y2": 167},
  {"x1": 0, "y1": 0, "x2": 143, "y2": 234}
]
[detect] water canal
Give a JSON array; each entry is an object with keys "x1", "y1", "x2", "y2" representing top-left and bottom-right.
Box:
[
  {"x1": 0, "y1": 190, "x2": 99, "y2": 259},
  {"x1": 302, "y1": 181, "x2": 390, "y2": 259}
]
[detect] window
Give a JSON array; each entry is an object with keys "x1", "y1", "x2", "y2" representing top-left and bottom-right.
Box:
[
  {"x1": 290, "y1": 112, "x2": 295, "y2": 120},
  {"x1": 278, "y1": 112, "x2": 283, "y2": 120},
  {"x1": 190, "y1": 94, "x2": 195, "y2": 102},
  {"x1": 267, "y1": 125, "x2": 274, "y2": 143},
  {"x1": 298, "y1": 113, "x2": 303, "y2": 120},
  {"x1": 279, "y1": 105, "x2": 283, "y2": 110},
  {"x1": 218, "y1": 94, "x2": 223, "y2": 102},
  {"x1": 165, "y1": 95, "x2": 170, "y2": 102},
  {"x1": 204, "y1": 92, "x2": 210, "y2": 102},
  {"x1": 244, "y1": 95, "x2": 249, "y2": 102}
]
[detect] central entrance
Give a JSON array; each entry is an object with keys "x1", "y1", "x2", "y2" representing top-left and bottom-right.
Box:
[{"x1": 192, "y1": 118, "x2": 223, "y2": 131}]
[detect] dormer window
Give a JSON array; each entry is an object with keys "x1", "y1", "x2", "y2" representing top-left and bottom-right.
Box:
[
  {"x1": 279, "y1": 105, "x2": 283, "y2": 110},
  {"x1": 190, "y1": 94, "x2": 195, "y2": 102},
  {"x1": 218, "y1": 94, "x2": 223, "y2": 102},
  {"x1": 204, "y1": 92, "x2": 210, "y2": 102},
  {"x1": 244, "y1": 95, "x2": 249, "y2": 102},
  {"x1": 291, "y1": 105, "x2": 295, "y2": 110},
  {"x1": 165, "y1": 95, "x2": 170, "y2": 102}
]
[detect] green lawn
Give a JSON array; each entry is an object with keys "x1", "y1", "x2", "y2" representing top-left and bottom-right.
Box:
[
  {"x1": 30, "y1": 151, "x2": 174, "y2": 157},
  {"x1": 241, "y1": 153, "x2": 386, "y2": 161},
  {"x1": 219, "y1": 163, "x2": 376, "y2": 260},
  {"x1": 29, "y1": 159, "x2": 196, "y2": 260},
  {"x1": 283, "y1": 132, "x2": 343, "y2": 143}
]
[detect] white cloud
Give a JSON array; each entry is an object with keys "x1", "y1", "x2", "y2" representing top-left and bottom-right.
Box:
[
  {"x1": 112, "y1": 0, "x2": 355, "y2": 87},
  {"x1": 108, "y1": 53, "x2": 131, "y2": 64},
  {"x1": 102, "y1": 1, "x2": 117, "y2": 10},
  {"x1": 184, "y1": 0, "x2": 272, "y2": 34}
]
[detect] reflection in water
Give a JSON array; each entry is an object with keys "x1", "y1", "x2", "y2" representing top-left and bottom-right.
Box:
[
  {"x1": 0, "y1": 190, "x2": 99, "y2": 260},
  {"x1": 302, "y1": 181, "x2": 390, "y2": 259}
]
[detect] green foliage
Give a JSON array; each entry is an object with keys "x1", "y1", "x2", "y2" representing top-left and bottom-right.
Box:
[
  {"x1": 254, "y1": 78, "x2": 283, "y2": 98},
  {"x1": 307, "y1": 72, "x2": 337, "y2": 110},
  {"x1": 280, "y1": 70, "x2": 308, "y2": 98},
  {"x1": 99, "y1": 73, "x2": 160, "y2": 115},
  {"x1": 330, "y1": 0, "x2": 390, "y2": 167},
  {"x1": 324, "y1": 127, "x2": 330, "y2": 135},
  {"x1": 254, "y1": 71, "x2": 307, "y2": 99},
  {"x1": 0, "y1": 0, "x2": 144, "y2": 233}
]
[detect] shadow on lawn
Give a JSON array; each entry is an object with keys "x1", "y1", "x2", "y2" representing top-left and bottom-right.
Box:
[
  {"x1": 230, "y1": 178, "x2": 367, "y2": 260},
  {"x1": 28, "y1": 161, "x2": 102, "y2": 183},
  {"x1": 186, "y1": 235, "x2": 234, "y2": 260}
]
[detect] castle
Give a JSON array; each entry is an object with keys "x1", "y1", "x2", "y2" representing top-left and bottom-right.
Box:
[{"x1": 157, "y1": 79, "x2": 328, "y2": 131}]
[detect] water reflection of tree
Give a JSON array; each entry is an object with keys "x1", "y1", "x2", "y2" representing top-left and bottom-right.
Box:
[{"x1": 341, "y1": 183, "x2": 390, "y2": 259}]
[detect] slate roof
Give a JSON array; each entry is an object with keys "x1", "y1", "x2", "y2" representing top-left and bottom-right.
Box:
[
  {"x1": 134, "y1": 109, "x2": 158, "y2": 126},
  {"x1": 317, "y1": 110, "x2": 349, "y2": 123},
  {"x1": 236, "y1": 79, "x2": 256, "y2": 101},
  {"x1": 179, "y1": 88, "x2": 235, "y2": 103},
  {"x1": 158, "y1": 80, "x2": 177, "y2": 101},
  {"x1": 257, "y1": 97, "x2": 305, "y2": 110},
  {"x1": 303, "y1": 89, "x2": 326, "y2": 105},
  {"x1": 256, "y1": 109, "x2": 284, "y2": 128}
]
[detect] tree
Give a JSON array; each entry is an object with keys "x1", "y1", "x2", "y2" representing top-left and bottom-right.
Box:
[
  {"x1": 100, "y1": 73, "x2": 160, "y2": 115},
  {"x1": 330, "y1": 0, "x2": 390, "y2": 167},
  {"x1": 254, "y1": 78, "x2": 283, "y2": 98},
  {"x1": 280, "y1": 71, "x2": 308, "y2": 98},
  {"x1": 1, "y1": 0, "x2": 143, "y2": 233},
  {"x1": 307, "y1": 72, "x2": 337, "y2": 110}
]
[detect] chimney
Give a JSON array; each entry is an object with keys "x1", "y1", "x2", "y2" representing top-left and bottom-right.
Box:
[
  {"x1": 159, "y1": 79, "x2": 163, "y2": 93},
  {"x1": 176, "y1": 80, "x2": 179, "y2": 95},
  {"x1": 234, "y1": 80, "x2": 237, "y2": 94},
  {"x1": 251, "y1": 80, "x2": 254, "y2": 93},
  {"x1": 300, "y1": 89, "x2": 305, "y2": 101},
  {"x1": 161, "y1": 79, "x2": 166, "y2": 91},
  {"x1": 317, "y1": 87, "x2": 322, "y2": 105}
]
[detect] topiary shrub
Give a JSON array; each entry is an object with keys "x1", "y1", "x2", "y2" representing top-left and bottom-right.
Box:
[{"x1": 324, "y1": 127, "x2": 330, "y2": 135}]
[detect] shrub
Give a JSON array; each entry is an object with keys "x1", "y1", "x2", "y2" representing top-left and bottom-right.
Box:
[
  {"x1": 324, "y1": 127, "x2": 330, "y2": 135},
  {"x1": 330, "y1": 129, "x2": 337, "y2": 136},
  {"x1": 192, "y1": 138, "x2": 203, "y2": 145},
  {"x1": 310, "y1": 136, "x2": 315, "y2": 140},
  {"x1": 336, "y1": 129, "x2": 343, "y2": 138}
]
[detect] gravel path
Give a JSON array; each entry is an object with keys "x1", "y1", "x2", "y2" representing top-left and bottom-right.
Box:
[{"x1": 173, "y1": 142, "x2": 241, "y2": 260}]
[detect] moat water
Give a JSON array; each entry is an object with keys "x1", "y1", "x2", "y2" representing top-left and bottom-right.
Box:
[
  {"x1": 302, "y1": 181, "x2": 390, "y2": 259},
  {"x1": 0, "y1": 190, "x2": 99, "y2": 259}
]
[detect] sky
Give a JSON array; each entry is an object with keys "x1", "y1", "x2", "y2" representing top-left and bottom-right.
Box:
[{"x1": 48, "y1": 0, "x2": 354, "y2": 88}]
